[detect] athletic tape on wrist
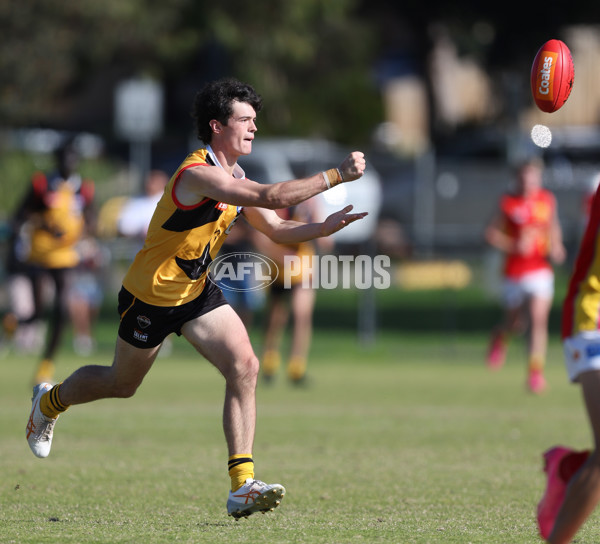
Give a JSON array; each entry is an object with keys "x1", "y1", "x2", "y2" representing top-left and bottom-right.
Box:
[{"x1": 322, "y1": 168, "x2": 343, "y2": 189}]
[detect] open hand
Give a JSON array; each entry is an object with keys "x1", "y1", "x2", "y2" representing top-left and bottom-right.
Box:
[{"x1": 320, "y1": 205, "x2": 368, "y2": 237}]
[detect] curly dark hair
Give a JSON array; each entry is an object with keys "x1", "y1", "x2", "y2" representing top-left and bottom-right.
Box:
[{"x1": 192, "y1": 78, "x2": 262, "y2": 144}]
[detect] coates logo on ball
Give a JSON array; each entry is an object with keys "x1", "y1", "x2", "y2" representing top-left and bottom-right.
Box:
[{"x1": 531, "y1": 39, "x2": 574, "y2": 113}]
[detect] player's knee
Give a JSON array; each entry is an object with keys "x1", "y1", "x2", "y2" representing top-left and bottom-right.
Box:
[
  {"x1": 113, "y1": 380, "x2": 142, "y2": 398},
  {"x1": 227, "y1": 354, "x2": 259, "y2": 385}
]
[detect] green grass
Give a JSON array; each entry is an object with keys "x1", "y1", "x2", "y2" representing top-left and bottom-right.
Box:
[{"x1": 1, "y1": 327, "x2": 598, "y2": 543}]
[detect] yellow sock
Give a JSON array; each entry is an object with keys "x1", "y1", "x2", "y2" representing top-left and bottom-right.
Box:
[
  {"x1": 262, "y1": 350, "x2": 281, "y2": 377},
  {"x1": 529, "y1": 355, "x2": 545, "y2": 373},
  {"x1": 288, "y1": 356, "x2": 307, "y2": 382},
  {"x1": 40, "y1": 383, "x2": 69, "y2": 419},
  {"x1": 228, "y1": 454, "x2": 254, "y2": 492},
  {"x1": 34, "y1": 359, "x2": 55, "y2": 384}
]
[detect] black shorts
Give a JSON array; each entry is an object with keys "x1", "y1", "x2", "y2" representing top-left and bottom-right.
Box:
[{"x1": 117, "y1": 280, "x2": 229, "y2": 348}]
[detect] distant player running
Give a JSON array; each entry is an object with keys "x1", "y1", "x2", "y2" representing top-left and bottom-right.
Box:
[
  {"x1": 485, "y1": 157, "x2": 565, "y2": 393},
  {"x1": 25, "y1": 78, "x2": 367, "y2": 518}
]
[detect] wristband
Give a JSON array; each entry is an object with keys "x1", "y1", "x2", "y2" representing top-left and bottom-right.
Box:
[{"x1": 322, "y1": 168, "x2": 343, "y2": 189}]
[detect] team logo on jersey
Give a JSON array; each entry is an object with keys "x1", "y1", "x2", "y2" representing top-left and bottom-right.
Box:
[
  {"x1": 137, "y1": 315, "x2": 151, "y2": 329},
  {"x1": 216, "y1": 202, "x2": 228, "y2": 211}
]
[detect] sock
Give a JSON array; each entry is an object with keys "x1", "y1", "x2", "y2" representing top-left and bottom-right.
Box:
[
  {"x1": 40, "y1": 383, "x2": 69, "y2": 419},
  {"x1": 529, "y1": 355, "x2": 545, "y2": 373},
  {"x1": 287, "y1": 356, "x2": 307, "y2": 381},
  {"x1": 35, "y1": 359, "x2": 55, "y2": 383},
  {"x1": 228, "y1": 454, "x2": 254, "y2": 492},
  {"x1": 262, "y1": 350, "x2": 281, "y2": 377}
]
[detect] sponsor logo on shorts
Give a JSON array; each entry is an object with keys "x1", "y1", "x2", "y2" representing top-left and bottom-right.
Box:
[
  {"x1": 133, "y1": 330, "x2": 149, "y2": 342},
  {"x1": 137, "y1": 315, "x2": 151, "y2": 329}
]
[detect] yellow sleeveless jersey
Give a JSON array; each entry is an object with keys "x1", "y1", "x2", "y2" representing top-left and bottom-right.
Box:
[
  {"x1": 122, "y1": 148, "x2": 241, "y2": 307},
  {"x1": 27, "y1": 172, "x2": 93, "y2": 269}
]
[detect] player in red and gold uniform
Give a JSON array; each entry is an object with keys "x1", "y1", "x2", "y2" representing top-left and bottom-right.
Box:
[
  {"x1": 536, "y1": 172, "x2": 600, "y2": 542},
  {"x1": 25, "y1": 78, "x2": 368, "y2": 519},
  {"x1": 485, "y1": 158, "x2": 565, "y2": 393}
]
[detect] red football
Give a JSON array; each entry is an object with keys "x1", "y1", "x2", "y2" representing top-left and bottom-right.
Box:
[{"x1": 530, "y1": 39, "x2": 574, "y2": 113}]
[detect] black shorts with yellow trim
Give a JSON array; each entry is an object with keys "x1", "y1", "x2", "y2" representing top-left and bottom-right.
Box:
[{"x1": 117, "y1": 280, "x2": 228, "y2": 348}]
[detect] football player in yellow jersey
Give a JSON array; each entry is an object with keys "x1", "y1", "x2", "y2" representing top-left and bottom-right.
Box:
[
  {"x1": 25, "y1": 78, "x2": 367, "y2": 519},
  {"x1": 5, "y1": 139, "x2": 95, "y2": 384}
]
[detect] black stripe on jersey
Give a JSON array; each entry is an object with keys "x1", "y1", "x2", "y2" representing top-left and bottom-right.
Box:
[
  {"x1": 162, "y1": 200, "x2": 224, "y2": 232},
  {"x1": 175, "y1": 243, "x2": 212, "y2": 280}
]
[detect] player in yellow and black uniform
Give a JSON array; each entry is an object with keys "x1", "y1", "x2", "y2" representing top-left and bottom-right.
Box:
[
  {"x1": 25, "y1": 78, "x2": 367, "y2": 519},
  {"x1": 5, "y1": 139, "x2": 95, "y2": 383},
  {"x1": 118, "y1": 147, "x2": 241, "y2": 347}
]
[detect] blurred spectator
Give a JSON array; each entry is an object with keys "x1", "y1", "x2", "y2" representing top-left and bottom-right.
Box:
[
  {"x1": 254, "y1": 196, "x2": 332, "y2": 385},
  {"x1": 67, "y1": 238, "x2": 107, "y2": 356},
  {"x1": 484, "y1": 157, "x2": 566, "y2": 393},
  {"x1": 3, "y1": 138, "x2": 96, "y2": 383},
  {"x1": 118, "y1": 169, "x2": 169, "y2": 244}
]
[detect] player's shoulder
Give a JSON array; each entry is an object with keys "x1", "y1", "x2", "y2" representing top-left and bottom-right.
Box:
[
  {"x1": 532, "y1": 188, "x2": 557, "y2": 207},
  {"x1": 499, "y1": 192, "x2": 518, "y2": 209},
  {"x1": 181, "y1": 147, "x2": 210, "y2": 167}
]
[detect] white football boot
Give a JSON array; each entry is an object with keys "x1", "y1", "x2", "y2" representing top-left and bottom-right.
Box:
[
  {"x1": 26, "y1": 382, "x2": 58, "y2": 458},
  {"x1": 227, "y1": 478, "x2": 285, "y2": 519}
]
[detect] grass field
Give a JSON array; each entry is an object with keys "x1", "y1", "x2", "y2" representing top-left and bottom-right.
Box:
[{"x1": 1, "y1": 322, "x2": 598, "y2": 543}]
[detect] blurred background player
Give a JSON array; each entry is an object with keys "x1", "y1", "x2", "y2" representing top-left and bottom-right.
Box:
[
  {"x1": 67, "y1": 237, "x2": 106, "y2": 357},
  {"x1": 536, "y1": 167, "x2": 600, "y2": 543},
  {"x1": 254, "y1": 196, "x2": 333, "y2": 385},
  {"x1": 3, "y1": 207, "x2": 46, "y2": 356},
  {"x1": 214, "y1": 215, "x2": 264, "y2": 329},
  {"x1": 484, "y1": 157, "x2": 565, "y2": 393},
  {"x1": 3, "y1": 138, "x2": 95, "y2": 383},
  {"x1": 118, "y1": 169, "x2": 169, "y2": 247}
]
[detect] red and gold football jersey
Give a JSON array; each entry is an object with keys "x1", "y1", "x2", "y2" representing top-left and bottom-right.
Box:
[
  {"x1": 499, "y1": 189, "x2": 556, "y2": 279},
  {"x1": 562, "y1": 184, "x2": 600, "y2": 338}
]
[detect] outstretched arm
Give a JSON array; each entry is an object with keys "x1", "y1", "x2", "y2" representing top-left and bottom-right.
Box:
[
  {"x1": 176, "y1": 152, "x2": 366, "y2": 209},
  {"x1": 243, "y1": 205, "x2": 368, "y2": 245}
]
